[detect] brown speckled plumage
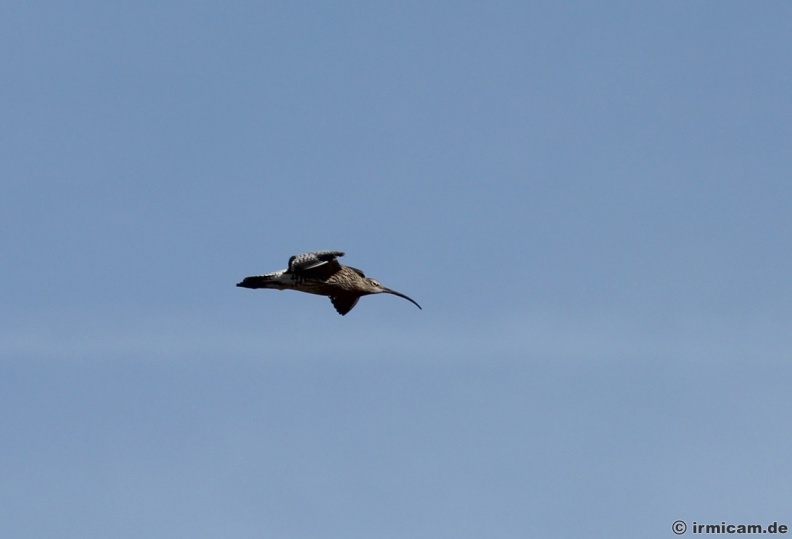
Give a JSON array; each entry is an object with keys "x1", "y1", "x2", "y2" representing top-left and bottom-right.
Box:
[{"x1": 237, "y1": 251, "x2": 422, "y2": 316}]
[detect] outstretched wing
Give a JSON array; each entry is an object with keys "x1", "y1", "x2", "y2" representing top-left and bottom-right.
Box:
[
  {"x1": 345, "y1": 265, "x2": 366, "y2": 278},
  {"x1": 288, "y1": 250, "x2": 345, "y2": 278},
  {"x1": 330, "y1": 294, "x2": 360, "y2": 316}
]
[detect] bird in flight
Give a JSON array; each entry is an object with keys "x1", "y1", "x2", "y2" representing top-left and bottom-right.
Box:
[{"x1": 237, "y1": 250, "x2": 422, "y2": 316}]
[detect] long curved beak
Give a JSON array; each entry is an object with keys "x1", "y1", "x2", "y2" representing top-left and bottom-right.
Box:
[{"x1": 382, "y1": 287, "x2": 422, "y2": 310}]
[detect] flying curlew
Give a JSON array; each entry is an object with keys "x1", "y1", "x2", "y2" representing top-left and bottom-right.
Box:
[{"x1": 236, "y1": 250, "x2": 422, "y2": 315}]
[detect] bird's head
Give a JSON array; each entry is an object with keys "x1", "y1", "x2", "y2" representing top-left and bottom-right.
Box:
[{"x1": 363, "y1": 278, "x2": 422, "y2": 310}]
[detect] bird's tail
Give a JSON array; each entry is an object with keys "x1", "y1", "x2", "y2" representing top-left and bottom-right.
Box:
[{"x1": 236, "y1": 272, "x2": 284, "y2": 289}]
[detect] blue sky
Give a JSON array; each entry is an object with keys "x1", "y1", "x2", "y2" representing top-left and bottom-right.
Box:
[{"x1": 2, "y1": 2, "x2": 791, "y2": 537}]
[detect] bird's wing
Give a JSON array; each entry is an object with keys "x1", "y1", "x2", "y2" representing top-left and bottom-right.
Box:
[
  {"x1": 345, "y1": 265, "x2": 366, "y2": 278},
  {"x1": 330, "y1": 295, "x2": 360, "y2": 316},
  {"x1": 288, "y1": 251, "x2": 344, "y2": 274}
]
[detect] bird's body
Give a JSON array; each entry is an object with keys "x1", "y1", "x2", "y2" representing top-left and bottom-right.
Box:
[{"x1": 237, "y1": 250, "x2": 421, "y2": 315}]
